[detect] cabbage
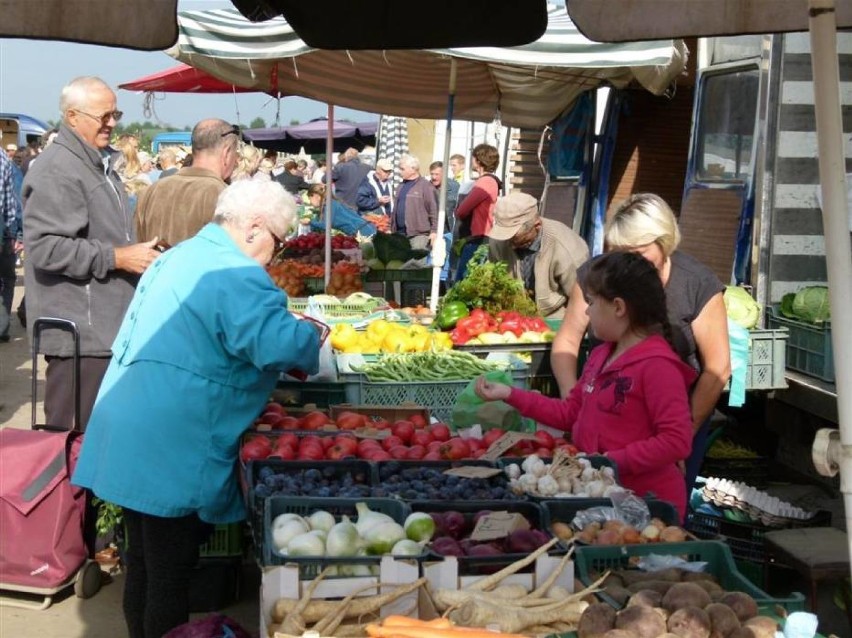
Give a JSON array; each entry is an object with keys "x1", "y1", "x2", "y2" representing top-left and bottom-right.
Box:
[
  {"x1": 792, "y1": 286, "x2": 831, "y2": 324},
  {"x1": 779, "y1": 292, "x2": 797, "y2": 319},
  {"x1": 723, "y1": 286, "x2": 760, "y2": 329}
]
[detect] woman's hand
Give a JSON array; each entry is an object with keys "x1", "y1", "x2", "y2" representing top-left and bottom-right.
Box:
[{"x1": 474, "y1": 375, "x2": 511, "y2": 401}]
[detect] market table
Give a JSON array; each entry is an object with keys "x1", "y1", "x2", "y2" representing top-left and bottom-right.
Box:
[{"x1": 364, "y1": 269, "x2": 432, "y2": 307}]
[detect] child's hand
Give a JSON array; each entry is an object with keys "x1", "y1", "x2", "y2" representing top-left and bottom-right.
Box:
[{"x1": 474, "y1": 375, "x2": 511, "y2": 401}]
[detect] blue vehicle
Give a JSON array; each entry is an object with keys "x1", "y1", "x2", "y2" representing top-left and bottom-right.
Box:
[
  {"x1": 0, "y1": 113, "x2": 51, "y2": 149},
  {"x1": 152, "y1": 131, "x2": 192, "y2": 153}
]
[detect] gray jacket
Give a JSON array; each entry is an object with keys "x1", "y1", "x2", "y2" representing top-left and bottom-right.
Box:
[{"x1": 22, "y1": 124, "x2": 137, "y2": 357}]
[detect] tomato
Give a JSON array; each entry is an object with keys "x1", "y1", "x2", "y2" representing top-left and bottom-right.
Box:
[
  {"x1": 423, "y1": 451, "x2": 442, "y2": 461},
  {"x1": 406, "y1": 445, "x2": 427, "y2": 460},
  {"x1": 411, "y1": 430, "x2": 434, "y2": 447},
  {"x1": 533, "y1": 431, "x2": 556, "y2": 450},
  {"x1": 440, "y1": 438, "x2": 471, "y2": 460},
  {"x1": 427, "y1": 440, "x2": 443, "y2": 453},
  {"x1": 240, "y1": 438, "x2": 271, "y2": 462},
  {"x1": 300, "y1": 435, "x2": 322, "y2": 449},
  {"x1": 336, "y1": 411, "x2": 367, "y2": 431},
  {"x1": 326, "y1": 444, "x2": 355, "y2": 460},
  {"x1": 365, "y1": 449, "x2": 392, "y2": 461},
  {"x1": 381, "y1": 435, "x2": 405, "y2": 452},
  {"x1": 429, "y1": 423, "x2": 451, "y2": 442},
  {"x1": 269, "y1": 444, "x2": 296, "y2": 460},
  {"x1": 535, "y1": 447, "x2": 553, "y2": 457},
  {"x1": 409, "y1": 413, "x2": 428, "y2": 429},
  {"x1": 259, "y1": 412, "x2": 282, "y2": 427},
  {"x1": 334, "y1": 436, "x2": 358, "y2": 455},
  {"x1": 357, "y1": 439, "x2": 382, "y2": 457},
  {"x1": 557, "y1": 443, "x2": 580, "y2": 456},
  {"x1": 297, "y1": 445, "x2": 325, "y2": 461},
  {"x1": 301, "y1": 410, "x2": 330, "y2": 431},
  {"x1": 466, "y1": 438, "x2": 485, "y2": 451},
  {"x1": 391, "y1": 421, "x2": 415, "y2": 445},
  {"x1": 482, "y1": 429, "x2": 506, "y2": 447},
  {"x1": 277, "y1": 416, "x2": 300, "y2": 430},
  {"x1": 264, "y1": 402, "x2": 287, "y2": 417},
  {"x1": 320, "y1": 437, "x2": 335, "y2": 451},
  {"x1": 388, "y1": 445, "x2": 410, "y2": 460},
  {"x1": 372, "y1": 418, "x2": 390, "y2": 430},
  {"x1": 277, "y1": 433, "x2": 298, "y2": 449}
]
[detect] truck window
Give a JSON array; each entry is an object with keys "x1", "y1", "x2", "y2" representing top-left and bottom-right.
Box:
[{"x1": 695, "y1": 68, "x2": 759, "y2": 181}]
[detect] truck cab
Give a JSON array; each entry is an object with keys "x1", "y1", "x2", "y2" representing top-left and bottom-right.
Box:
[
  {"x1": 0, "y1": 113, "x2": 51, "y2": 150},
  {"x1": 152, "y1": 131, "x2": 192, "y2": 154}
]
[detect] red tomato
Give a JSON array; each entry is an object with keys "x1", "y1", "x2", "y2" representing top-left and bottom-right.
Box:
[
  {"x1": 535, "y1": 447, "x2": 553, "y2": 458},
  {"x1": 381, "y1": 435, "x2": 405, "y2": 452},
  {"x1": 388, "y1": 445, "x2": 410, "y2": 460},
  {"x1": 427, "y1": 440, "x2": 443, "y2": 453},
  {"x1": 533, "y1": 430, "x2": 556, "y2": 450},
  {"x1": 466, "y1": 438, "x2": 485, "y2": 451},
  {"x1": 439, "y1": 438, "x2": 471, "y2": 460},
  {"x1": 390, "y1": 421, "x2": 415, "y2": 444},
  {"x1": 300, "y1": 435, "x2": 322, "y2": 449},
  {"x1": 409, "y1": 413, "x2": 428, "y2": 429},
  {"x1": 357, "y1": 439, "x2": 382, "y2": 457},
  {"x1": 336, "y1": 411, "x2": 367, "y2": 431},
  {"x1": 429, "y1": 423, "x2": 451, "y2": 442},
  {"x1": 326, "y1": 444, "x2": 354, "y2": 460},
  {"x1": 406, "y1": 444, "x2": 427, "y2": 460},
  {"x1": 297, "y1": 445, "x2": 325, "y2": 461},
  {"x1": 334, "y1": 436, "x2": 358, "y2": 455},
  {"x1": 411, "y1": 430, "x2": 434, "y2": 447},
  {"x1": 277, "y1": 433, "x2": 298, "y2": 449},
  {"x1": 482, "y1": 428, "x2": 506, "y2": 447},
  {"x1": 320, "y1": 437, "x2": 335, "y2": 451},
  {"x1": 471, "y1": 448, "x2": 487, "y2": 459},
  {"x1": 269, "y1": 444, "x2": 296, "y2": 460},
  {"x1": 366, "y1": 449, "x2": 392, "y2": 461},
  {"x1": 372, "y1": 418, "x2": 390, "y2": 430},
  {"x1": 423, "y1": 451, "x2": 442, "y2": 461},
  {"x1": 277, "y1": 416, "x2": 300, "y2": 430},
  {"x1": 301, "y1": 410, "x2": 330, "y2": 431},
  {"x1": 264, "y1": 402, "x2": 287, "y2": 417},
  {"x1": 240, "y1": 438, "x2": 271, "y2": 462}
]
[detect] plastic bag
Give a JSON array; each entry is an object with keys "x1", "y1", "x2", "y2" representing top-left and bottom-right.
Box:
[
  {"x1": 571, "y1": 492, "x2": 652, "y2": 531},
  {"x1": 304, "y1": 297, "x2": 336, "y2": 382},
  {"x1": 452, "y1": 370, "x2": 525, "y2": 431},
  {"x1": 162, "y1": 613, "x2": 252, "y2": 638},
  {"x1": 727, "y1": 319, "x2": 749, "y2": 407},
  {"x1": 635, "y1": 554, "x2": 708, "y2": 573}
]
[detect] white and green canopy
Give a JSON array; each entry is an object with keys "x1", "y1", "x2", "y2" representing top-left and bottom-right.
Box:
[{"x1": 169, "y1": 5, "x2": 686, "y2": 128}]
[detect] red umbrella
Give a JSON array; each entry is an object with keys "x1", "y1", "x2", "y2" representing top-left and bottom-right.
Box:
[{"x1": 119, "y1": 63, "x2": 264, "y2": 94}]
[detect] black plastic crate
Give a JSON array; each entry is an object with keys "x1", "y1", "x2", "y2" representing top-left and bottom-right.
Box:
[
  {"x1": 245, "y1": 460, "x2": 377, "y2": 547},
  {"x1": 409, "y1": 499, "x2": 552, "y2": 574},
  {"x1": 686, "y1": 509, "x2": 832, "y2": 563},
  {"x1": 496, "y1": 455, "x2": 620, "y2": 487},
  {"x1": 541, "y1": 498, "x2": 679, "y2": 534},
  {"x1": 373, "y1": 460, "x2": 520, "y2": 501},
  {"x1": 262, "y1": 496, "x2": 421, "y2": 574},
  {"x1": 272, "y1": 381, "x2": 350, "y2": 408},
  {"x1": 700, "y1": 457, "x2": 770, "y2": 489}
]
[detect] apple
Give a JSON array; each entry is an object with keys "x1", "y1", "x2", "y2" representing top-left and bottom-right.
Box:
[
  {"x1": 411, "y1": 430, "x2": 435, "y2": 447},
  {"x1": 430, "y1": 423, "x2": 451, "y2": 442},
  {"x1": 381, "y1": 435, "x2": 405, "y2": 452},
  {"x1": 390, "y1": 421, "x2": 415, "y2": 445}
]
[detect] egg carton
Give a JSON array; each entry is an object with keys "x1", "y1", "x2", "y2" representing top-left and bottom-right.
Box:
[{"x1": 701, "y1": 477, "x2": 816, "y2": 526}]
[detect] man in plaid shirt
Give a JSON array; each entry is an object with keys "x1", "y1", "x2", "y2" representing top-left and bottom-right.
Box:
[{"x1": 0, "y1": 149, "x2": 19, "y2": 341}]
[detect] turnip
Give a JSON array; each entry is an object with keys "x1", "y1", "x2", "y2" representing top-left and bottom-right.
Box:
[
  {"x1": 403, "y1": 512, "x2": 435, "y2": 542},
  {"x1": 363, "y1": 520, "x2": 406, "y2": 555},
  {"x1": 390, "y1": 539, "x2": 424, "y2": 556},
  {"x1": 326, "y1": 517, "x2": 362, "y2": 557}
]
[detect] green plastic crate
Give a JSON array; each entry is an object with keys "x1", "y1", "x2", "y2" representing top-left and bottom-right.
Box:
[
  {"x1": 767, "y1": 305, "x2": 834, "y2": 382},
  {"x1": 199, "y1": 522, "x2": 244, "y2": 558},
  {"x1": 574, "y1": 540, "x2": 805, "y2": 612},
  {"x1": 743, "y1": 328, "x2": 789, "y2": 390},
  {"x1": 287, "y1": 296, "x2": 387, "y2": 317}
]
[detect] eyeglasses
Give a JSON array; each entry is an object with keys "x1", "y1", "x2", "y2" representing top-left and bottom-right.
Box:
[
  {"x1": 268, "y1": 227, "x2": 285, "y2": 253},
  {"x1": 74, "y1": 109, "x2": 123, "y2": 126},
  {"x1": 221, "y1": 125, "x2": 241, "y2": 138}
]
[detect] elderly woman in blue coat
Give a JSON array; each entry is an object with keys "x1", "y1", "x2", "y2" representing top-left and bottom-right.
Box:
[{"x1": 72, "y1": 179, "x2": 322, "y2": 638}]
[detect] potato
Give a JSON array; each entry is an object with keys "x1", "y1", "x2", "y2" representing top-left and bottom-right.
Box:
[
  {"x1": 606, "y1": 585, "x2": 632, "y2": 606},
  {"x1": 603, "y1": 573, "x2": 626, "y2": 589},
  {"x1": 615, "y1": 605, "x2": 667, "y2": 638},
  {"x1": 551, "y1": 521, "x2": 574, "y2": 541},
  {"x1": 620, "y1": 568, "x2": 682, "y2": 586},
  {"x1": 596, "y1": 529, "x2": 623, "y2": 545},
  {"x1": 660, "y1": 526, "x2": 688, "y2": 543},
  {"x1": 682, "y1": 572, "x2": 718, "y2": 584},
  {"x1": 704, "y1": 602, "x2": 741, "y2": 638},
  {"x1": 627, "y1": 589, "x2": 663, "y2": 608},
  {"x1": 661, "y1": 582, "x2": 712, "y2": 613},
  {"x1": 578, "y1": 602, "x2": 617, "y2": 638},
  {"x1": 728, "y1": 628, "x2": 759, "y2": 638},
  {"x1": 691, "y1": 579, "x2": 724, "y2": 597},
  {"x1": 667, "y1": 606, "x2": 711, "y2": 638},
  {"x1": 602, "y1": 631, "x2": 636, "y2": 638},
  {"x1": 627, "y1": 580, "x2": 675, "y2": 595},
  {"x1": 719, "y1": 592, "x2": 759, "y2": 622},
  {"x1": 742, "y1": 616, "x2": 779, "y2": 638}
]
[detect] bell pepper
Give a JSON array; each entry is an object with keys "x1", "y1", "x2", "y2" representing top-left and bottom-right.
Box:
[
  {"x1": 436, "y1": 301, "x2": 470, "y2": 330},
  {"x1": 455, "y1": 314, "x2": 488, "y2": 341}
]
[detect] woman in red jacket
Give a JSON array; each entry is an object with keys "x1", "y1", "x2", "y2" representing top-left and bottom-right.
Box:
[
  {"x1": 453, "y1": 143, "x2": 501, "y2": 281},
  {"x1": 475, "y1": 251, "x2": 695, "y2": 520}
]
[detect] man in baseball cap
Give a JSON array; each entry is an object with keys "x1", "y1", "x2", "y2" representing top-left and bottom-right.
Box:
[
  {"x1": 487, "y1": 191, "x2": 589, "y2": 319},
  {"x1": 5, "y1": 143, "x2": 17, "y2": 159},
  {"x1": 355, "y1": 157, "x2": 394, "y2": 216}
]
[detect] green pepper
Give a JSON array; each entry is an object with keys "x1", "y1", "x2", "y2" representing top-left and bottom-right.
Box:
[{"x1": 436, "y1": 301, "x2": 470, "y2": 330}]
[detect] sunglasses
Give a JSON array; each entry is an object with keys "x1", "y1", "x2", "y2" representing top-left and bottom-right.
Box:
[
  {"x1": 75, "y1": 109, "x2": 123, "y2": 127},
  {"x1": 221, "y1": 124, "x2": 241, "y2": 138}
]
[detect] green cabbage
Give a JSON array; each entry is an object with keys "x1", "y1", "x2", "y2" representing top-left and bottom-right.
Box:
[
  {"x1": 792, "y1": 286, "x2": 831, "y2": 324},
  {"x1": 724, "y1": 286, "x2": 761, "y2": 329},
  {"x1": 779, "y1": 293, "x2": 797, "y2": 319}
]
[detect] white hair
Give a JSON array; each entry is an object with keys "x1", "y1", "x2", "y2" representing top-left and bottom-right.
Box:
[
  {"x1": 213, "y1": 180, "x2": 296, "y2": 231},
  {"x1": 59, "y1": 76, "x2": 112, "y2": 115},
  {"x1": 400, "y1": 154, "x2": 420, "y2": 171}
]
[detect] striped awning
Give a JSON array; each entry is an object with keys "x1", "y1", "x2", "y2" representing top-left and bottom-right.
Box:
[{"x1": 169, "y1": 5, "x2": 687, "y2": 128}]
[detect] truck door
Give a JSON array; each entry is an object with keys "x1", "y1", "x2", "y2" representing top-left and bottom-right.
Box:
[{"x1": 680, "y1": 64, "x2": 761, "y2": 284}]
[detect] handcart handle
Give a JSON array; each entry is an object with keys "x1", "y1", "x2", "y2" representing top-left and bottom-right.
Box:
[{"x1": 31, "y1": 318, "x2": 81, "y2": 431}]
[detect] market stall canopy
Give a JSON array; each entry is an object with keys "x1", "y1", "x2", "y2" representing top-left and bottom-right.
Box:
[
  {"x1": 228, "y1": 0, "x2": 549, "y2": 49},
  {"x1": 168, "y1": 5, "x2": 687, "y2": 128},
  {"x1": 566, "y1": 0, "x2": 852, "y2": 41},
  {"x1": 242, "y1": 117, "x2": 377, "y2": 154},
  {"x1": 0, "y1": 0, "x2": 179, "y2": 50},
  {"x1": 118, "y1": 63, "x2": 262, "y2": 94}
]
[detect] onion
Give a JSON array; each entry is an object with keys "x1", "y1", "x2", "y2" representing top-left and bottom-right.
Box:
[
  {"x1": 326, "y1": 516, "x2": 362, "y2": 557},
  {"x1": 363, "y1": 521, "x2": 406, "y2": 555},
  {"x1": 391, "y1": 539, "x2": 424, "y2": 556},
  {"x1": 403, "y1": 512, "x2": 436, "y2": 543},
  {"x1": 354, "y1": 502, "x2": 395, "y2": 537},
  {"x1": 308, "y1": 510, "x2": 336, "y2": 533},
  {"x1": 271, "y1": 517, "x2": 310, "y2": 552},
  {"x1": 287, "y1": 531, "x2": 326, "y2": 557}
]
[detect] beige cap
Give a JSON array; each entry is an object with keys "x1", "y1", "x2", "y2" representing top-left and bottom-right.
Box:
[
  {"x1": 375, "y1": 158, "x2": 393, "y2": 172},
  {"x1": 488, "y1": 191, "x2": 540, "y2": 241}
]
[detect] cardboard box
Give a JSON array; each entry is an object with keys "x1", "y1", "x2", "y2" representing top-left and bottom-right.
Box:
[
  {"x1": 260, "y1": 557, "x2": 420, "y2": 638},
  {"x1": 330, "y1": 403, "x2": 430, "y2": 424}
]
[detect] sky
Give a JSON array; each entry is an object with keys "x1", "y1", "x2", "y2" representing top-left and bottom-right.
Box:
[{"x1": 0, "y1": 0, "x2": 376, "y2": 130}]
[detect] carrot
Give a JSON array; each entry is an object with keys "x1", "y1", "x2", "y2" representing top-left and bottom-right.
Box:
[
  {"x1": 366, "y1": 624, "x2": 527, "y2": 638},
  {"x1": 381, "y1": 617, "x2": 454, "y2": 629}
]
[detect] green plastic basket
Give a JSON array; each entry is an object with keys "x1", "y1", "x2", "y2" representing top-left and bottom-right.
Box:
[
  {"x1": 287, "y1": 296, "x2": 387, "y2": 317},
  {"x1": 574, "y1": 540, "x2": 805, "y2": 612},
  {"x1": 199, "y1": 522, "x2": 244, "y2": 558}
]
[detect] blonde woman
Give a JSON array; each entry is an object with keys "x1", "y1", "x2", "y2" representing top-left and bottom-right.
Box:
[
  {"x1": 550, "y1": 193, "x2": 731, "y2": 496},
  {"x1": 230, "y1": 143, "x2": 263, "y2": 181}
]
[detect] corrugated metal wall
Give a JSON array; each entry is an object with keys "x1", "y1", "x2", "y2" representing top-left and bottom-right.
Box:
[
  {"x1": 508, "y1": 127, "x2": 549, "y2": 201},
  {"x1": 769, "y1": 32, "x2": 852, "y2": 302}
]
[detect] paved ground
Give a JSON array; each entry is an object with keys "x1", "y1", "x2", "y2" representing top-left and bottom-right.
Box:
[{"x1": 2, "y1": 269, "x2": 850, "y2": 637}]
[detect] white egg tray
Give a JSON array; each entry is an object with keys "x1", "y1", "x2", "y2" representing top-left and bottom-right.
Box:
[{"x1": 701, "y1": 477, "x2": 817, "y2": 527}]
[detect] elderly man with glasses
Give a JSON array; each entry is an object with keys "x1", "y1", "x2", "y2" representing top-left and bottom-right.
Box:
[
  {"x1": 22, "y1": 75, "x2": 161, "y2": 432},
  {"x1": 135, "y1": 119, "x2": 240, "y2": 247}
]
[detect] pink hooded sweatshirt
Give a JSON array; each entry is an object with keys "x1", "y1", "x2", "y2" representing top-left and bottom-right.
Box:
[{"x1": 507, "y1": 334, "x2": 696, "y2": 519}]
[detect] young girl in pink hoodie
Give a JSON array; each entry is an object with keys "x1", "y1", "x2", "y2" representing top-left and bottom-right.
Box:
[{"x1": 476, "y1": 251, "x2": 695, "y2": 519}]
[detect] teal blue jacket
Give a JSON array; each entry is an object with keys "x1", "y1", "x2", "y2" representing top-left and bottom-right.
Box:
[{"x1": 72, "y1": 223, "x2": 320, "y2": 523}]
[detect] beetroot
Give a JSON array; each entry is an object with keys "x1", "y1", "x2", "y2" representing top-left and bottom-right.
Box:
[
  {"x1": 430, "y1": 512, "x2": 446, "y2": 536},
  {"x1": 441, "y1": 511, "x2": 467, "y2": 539},
  {"x1": 467, "y1": 543, "x2": 504, "y2": 558},
  {"x1": 431, "y1": 536, "x2": 464, "y2": 557},
  {"x1": 507, "y1": 528, "x2": 549, "y2": 553}
]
